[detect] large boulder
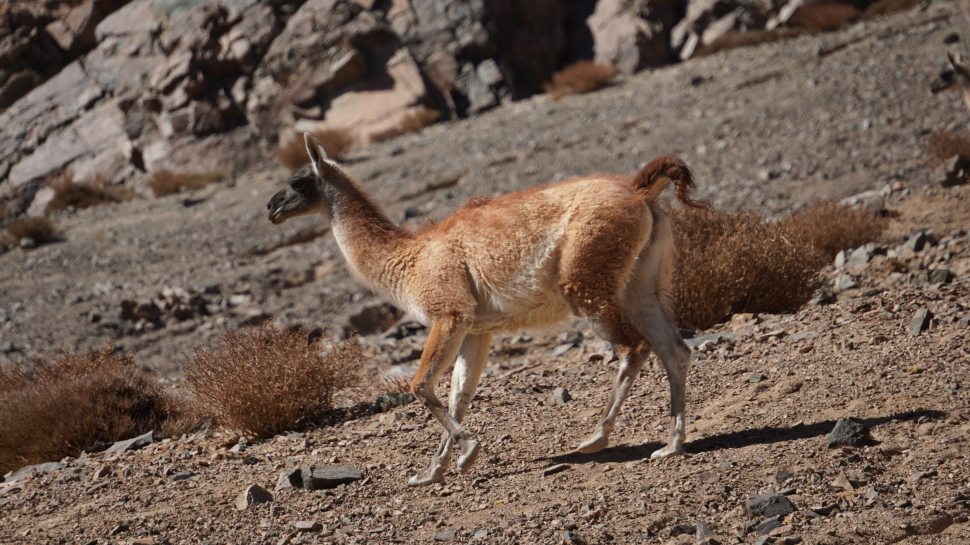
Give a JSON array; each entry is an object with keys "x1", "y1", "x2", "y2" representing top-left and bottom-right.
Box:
[{"x1": 588, "y1": 0, "x2": 678, "y2": 74}]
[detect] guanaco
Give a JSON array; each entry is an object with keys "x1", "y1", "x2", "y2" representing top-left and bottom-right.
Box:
[{"x1": 267, "y1": 133, "x2": 701, "y2": 486}]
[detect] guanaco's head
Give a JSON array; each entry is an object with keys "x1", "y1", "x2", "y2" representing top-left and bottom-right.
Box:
[
  {"x1": 267, "y1": 133, "x2": 338, "y2": 225},
  {"x1": 931, "y1": 51, "x2": 970, "y2": 94}
]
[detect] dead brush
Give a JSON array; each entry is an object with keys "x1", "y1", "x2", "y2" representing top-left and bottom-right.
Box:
[
  {"x1": 786, "y1": 4, "x2": 860, "y2": 32},
  {"x1": 45, "y1": 170, "x2": 134, "y2": 213},
  {"x1": 182, "y1": 325, "x2": 363, "y2": 439},
  {"x1": 544, "y1": 61, "x2": 619, "y2": 100},
  {"x1": 5, "y1": 217, "x2": 57, "y2": 245},
  {"x1": 694, "y1": 28, "x2": 807, "y2": 58},
  {"x1": 923, "y1": 129, "x2": 970, "y2": 166},
  {"x1": 369, "y1": 107, "x2": 441, "y2": 144},
  {"x1": 277, "y1": 128, "x2": 354, "y2": 172},
  {"x1": 148, "y1": 169, "x2": 229, "y2": 197},
  {"x1": 669, "y1": 206, "x2": 828, "y2": 331},
  {"x1": 0, "y1": 344, "x2": 182, "y2": 475},
  {"x1": 783, "y1": 201, "x2": 888, "y2": 260},
  {"x1": 862, "y1": 0, "x2": 925, "y2": 19},
  {"x1": 342, "y1": 371, "x2": 414, "y2": 407}
]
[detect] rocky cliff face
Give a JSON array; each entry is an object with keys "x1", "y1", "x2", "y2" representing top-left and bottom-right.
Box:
[{"x1": 0, "y1": 0, "x2": 909, "y2": 216}]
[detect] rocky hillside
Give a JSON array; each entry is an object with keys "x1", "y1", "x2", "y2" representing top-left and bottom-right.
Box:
[{"x1": 0, "y1": 184, "x2": 968, "y2": 543}]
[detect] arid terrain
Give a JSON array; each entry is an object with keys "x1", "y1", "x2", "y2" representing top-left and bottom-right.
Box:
[{"x1": 2, "y1": 2, "x2": 970, "y2": 544}]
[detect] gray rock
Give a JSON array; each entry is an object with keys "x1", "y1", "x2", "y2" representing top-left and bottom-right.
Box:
[
  {"x1": 846, "y1": 243, "x2": 876, "y2": 269},
  {"x1": 561, "y1": 531, "x2": 586, "y2": 545},
  {"x1": 827, "y1": 417, "x2": 870, "y2": 448},
  {"x1": 434, "y1": 528, "x2": 457, "y2": 541},
  {"x1": 746, "y1": 493, "x2": 795, "y2": 518},
  {"x1": 789, "y1": 330, "x2": 818, "y2": 341},
  {"x1": 908, "y1": 309, "x2": 933, "y2": 337},
  {"x1": 549, "y1": 387, "x2": 572, "y2": 406},
  {"x1": 542, "y1": 464, "x2": 570, "y2": 477},
  {"x1": 696, "y1": 520, "x2": 714, "y2": 540},
  {"x1": 747, "y1": 372, "x2": 767, "y2": 383},
  {"x1": 276, "y1": 468, "x2": 302, "y2": 490},
  {"x1": 292, "y1": 520, "x2": 321, "y2": 532},
  {"x1": 302, "y1": 465, "x2": 363, "y2": 489},
  {"x1": 755, "y1": 517, "x2": 783, "y2": 535},
  {"x1": 834, "y1": 275, "x2": 858, "y2": 291},
  {"x1": 235, "y1": 484, "x2": 273, "y2": 510},
  {"x1": 904, "y1": 231, "x2": 937, "y2": 253},
  {"x1": 926, "y1": 269, "x2": 954, "y2": 285},
  {"x1": 684, "y1": 332, "x2": 736, "y2": 349},
  {"x1": 105, "y1": 430, "x2": 154, "y2": 453},
  {"x1": 372, "y1": 392, "x2": 415, "y2": 413},
  {"x1": 4, "y1": 461, "x2": 67, "y2": 482},
  {"x1": 834, "y1": 250, "x2": 846, "y2": 269},
  {"x1": 777, "y1": 537, "x2": 803, "y2": 545},
  {"x1": 169, "y1": 471, "x2": 194, "y2": 482}
]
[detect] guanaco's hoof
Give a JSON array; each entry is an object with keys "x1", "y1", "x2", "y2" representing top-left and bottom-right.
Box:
[
  {"x1": 407, "y1": 469, "x2": 445, "y2": 487},
  {"x1": 650, "y1": 445, "x2": 685, "y2": 459},
  {"x1": 577, "y1": 434, "x2": 609, "y2": 454},
  {"x1": 457, "y1": 440, "x2": 480, "y2": 473}
]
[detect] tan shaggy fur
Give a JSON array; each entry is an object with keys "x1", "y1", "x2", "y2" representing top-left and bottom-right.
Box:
[{"x1": 267, "y1": 133, "x2": 702, "y2": 486}]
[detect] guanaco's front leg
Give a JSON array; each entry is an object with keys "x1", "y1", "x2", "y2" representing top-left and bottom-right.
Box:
[{"x1": 408, "y1": 316, "x2": 480, "y2": 486}]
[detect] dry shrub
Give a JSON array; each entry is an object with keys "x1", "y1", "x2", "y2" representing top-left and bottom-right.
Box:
[
  {"x1": 6, "y1": 217, "x2": 57, "y2": 244},
  {"x1": 694, "y1": 28, "x2": 807, "y2": 58},
  {"x1": 787, "y1": 4, "x2": 860, "y2": 32},
  {"x1": 863, "y1": 0, "x2": 924, "y2": 19},
  {"x1": 0, "y1": 344, "x2": 180, "y2": 475},
  {"x1": 343, "y1": 371, "x2": 414, "y2": 406},
  {"x1": 924, "y1": 129, "x2": 970, "y2": 166},
  {"x1": 669, "y1": 206, "x2": 827, "y2": 330},
  {"x1": 46, "y1": 170, "x2": 134, "y2": 213},
  {"x1": 369, "y1": 107, "x2": 441, "y2": 143},
  {"x1": 783, "y1": 201, "x2": 888, "y2": 259},
  {"x1": 148, "y1": 169, "x2": 228, "y2": 197},
  {"x1": 277, "y1": 128, "x2": 355, "y2": 172},
  {"x1": 544, "y1": 61, "x2": 619, "y2": 100},
  {"x1": 183, "y1": 326, "x2": 363, "y2": 439}
]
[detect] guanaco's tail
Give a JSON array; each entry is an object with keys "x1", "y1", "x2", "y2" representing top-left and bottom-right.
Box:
[{"x1": 634, "y1": 155, "x2": 704, "y2": 208}]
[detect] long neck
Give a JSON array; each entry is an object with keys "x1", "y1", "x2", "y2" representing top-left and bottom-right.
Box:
[{"x1": 322, "y1": 171, "x2": 407, "y2": 290}]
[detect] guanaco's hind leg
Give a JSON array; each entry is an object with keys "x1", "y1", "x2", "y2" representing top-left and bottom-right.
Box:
[{"x1": 409, "y1": 333, "x2": 491, "y2": 486}]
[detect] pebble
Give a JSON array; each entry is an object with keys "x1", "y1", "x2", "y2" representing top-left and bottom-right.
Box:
[
  {"x1": 235, "y1": 484, "x2": 273, "y2": 510},
  {"x1": 827, "y1": 417, "x2": 869, "y2": 447},
  {"x1": 908, "y1": 308, "x2": 932, "y2": 336},
  {"x1": 434, "y1": 528, "x2": 457, "y2": 541},
  {"x1": 543, "y1": 464, "x2": 570, "y2": 477},
  {"x1": 292, "y1": 520, "x2": 321, "y2": 532}
]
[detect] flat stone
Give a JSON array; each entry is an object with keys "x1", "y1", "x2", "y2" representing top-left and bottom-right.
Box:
[
  {"x1": 105, "y1": 430, "x2": 154, "y2": 453},
  {"x1": 302, "y1": 465, "x2": 363, "y2": 489},
  {"x1": 292, "y1": 520, "x2": 321, "y2": 532},
  {"x1": 169, "y1": 471, "x2": 194, "y2": 482},
  {"x1": 927, "y1": 269, "x2": 953, "y2": 285},
  {"x1": 746, "y1": 493, "x2": 795, "y2": 518},
  {"x1": 95, "y1": 0, "x2": 158, "y2": 41},
  {"x1": 561, "y1": 530, "x2": 586, "y2": 544},
  {"x1": 747, "y1": 372, "x2": 767, "y2": 383},
  {"x1": 434, "y1": 528, "x2": 457, "y2": 541},
  {"x1": 549, "y1": 387, "x2": 572, "y2": 405},
  {"x1": 696, "y1": 520, "x2": 714, "y2": 540},
  {"x1": 755, "y1": 518, "x2": 783, "y2": 536},
  {"x1": 235, "y1": 484, "x2": 273, "y2": 510},
  {"x1": 831, "y1": 473, "x2": 853, "y2": 491},
  {"x1": 827, "y1": 417, "x2": 869, "y2": 447},
  {"x1": 5, "y1": 462, "x2": 67, "y2": 482},
  {"x1": 908, "y1": 309, "x2": 933, "y2": 337},
  {"x1": 542, "y1": 464, "x2": 570, "y2": 477},
  {"x1": 684, "y1": 332, "x2": 736, "y2": 349}
]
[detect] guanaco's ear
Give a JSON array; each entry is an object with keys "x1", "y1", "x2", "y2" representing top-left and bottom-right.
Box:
[{"x1": 304, "y1": 132, "x2": 339, "y2": 177}]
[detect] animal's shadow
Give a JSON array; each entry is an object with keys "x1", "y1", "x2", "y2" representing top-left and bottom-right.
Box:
[{"x1": 527, "y1": 409, "x2": 946, "y2": 468}]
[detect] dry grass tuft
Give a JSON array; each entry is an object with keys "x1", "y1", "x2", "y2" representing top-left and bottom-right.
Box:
[
  {"x1": 787, "y1": 4, "x2": 860, "y2": 31},
  {"x1": 544, "y1": 61, "x2": 619, "y2": 100},
  {"x1": 148, "y1": 169, "x2": 229, "y2": 197},
  {"x1": 783, "y1": 201, "x2": 888, "y2": 260},
  {"x1": 694, "y1": 28, "x2": 807, "y2": 58},
  {"x1": 670, "y1": 206, "x2": 828, "y2": 330},
  {"x1": 277, "y1": 128, "x2": 355, "y2": 172},
  {"x1": 369, "y1": 107, "x2": 441, "y2": 144},
  {"x1": 46, "y1": 170, "x2": 134, "y2": 213},
  {"x1": 182, "y1": 326, "x2": 363, "y2": 439},
  {"x1": 6, "y1": 217, "x2": 57, "y2": 244},
  {"x1": 0, "y1": 344, "x2": 181, "y2": 475},
  {"x1": 923, "y1": 129, "x2": 970, "y2": 166}
]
